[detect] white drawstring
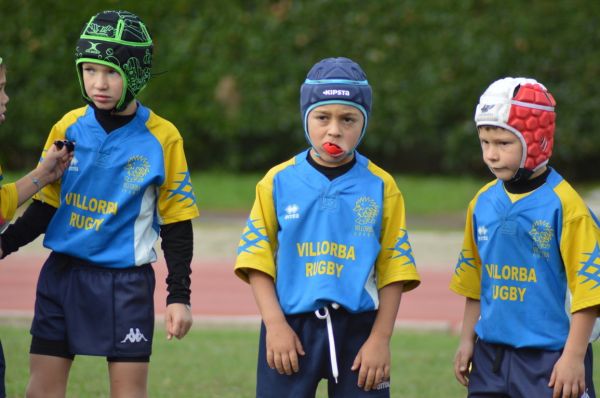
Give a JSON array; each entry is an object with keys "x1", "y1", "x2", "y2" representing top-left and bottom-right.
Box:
[{"x1": 315, "y1": 303, "x2": 340, "y2": 383}]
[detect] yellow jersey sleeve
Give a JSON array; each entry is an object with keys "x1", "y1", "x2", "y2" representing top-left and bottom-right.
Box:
[
  {"x1": 555, "y1": 180, "x2": 600, "y2": 313},
  {"x1": 0, "y1": 178, "x2": 18, "y2": 225},
  {"x1": 234, "y1": 161, "x2": 293, "y2": 283},
  {"x1": 146, "y1": 111, "x2": 199, "y2": 224},
  {"x1": 33, "y1": 108, "x2": 87, "y2": 208},
  {"x1": 449, "y1": 197, "x2": 483, "y2": 299},
  {"x1": 371, "y1": 168, "x2": 420, "y2": 292}
]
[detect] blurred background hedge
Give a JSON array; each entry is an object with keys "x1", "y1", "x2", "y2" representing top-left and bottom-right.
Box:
[{"x1": 1, "y1": 0, "x2": 599, "y2": 179}]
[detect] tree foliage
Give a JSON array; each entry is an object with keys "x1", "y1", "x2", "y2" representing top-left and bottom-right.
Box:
[{"x1": 1, "y1": 0, "x2": 599, "y2": 179}]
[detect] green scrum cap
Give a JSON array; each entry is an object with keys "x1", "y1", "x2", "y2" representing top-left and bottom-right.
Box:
[{"x1": 75, "y1": 10, "x2": 153, "y2": 112}]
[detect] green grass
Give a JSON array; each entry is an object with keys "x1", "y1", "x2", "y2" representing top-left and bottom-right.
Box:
[
  {"x1": 4, "y1": 323, "x2": 599, "y2": 397},
  {"x1": 396, "y1": 174, "x2": 484, "y2": 217},
  {"x1": 1, "y1": 323, "x2": 470, "y2": 397},
  {"x1": 192, "y1": 172, "x2": 262, "y2": 213}
]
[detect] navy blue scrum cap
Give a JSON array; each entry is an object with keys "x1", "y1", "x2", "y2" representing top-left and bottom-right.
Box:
[{"x1": 300, "y1": 57, "x2": 372, "y2": 141}]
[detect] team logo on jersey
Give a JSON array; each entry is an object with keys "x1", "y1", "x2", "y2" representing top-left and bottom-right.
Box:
[
  {"x1": 284, "y1": 204, "x2": 300, "y2": 220},
  {"x1": 238, "y1": 218, "x2": 269, "y2": 255},
  {"x1": 123, "y1": 155, "x2": 150, "y2": 193},
  {"x1": 477, "y1": 225, "x2": 488, "y2": 241},
  {"x1": 353, "y1": 196, "x2": 379, "y2": 236},
  {"x1": 529, "y1": 220, "x2": 553, "y2": 259},
  {"x1": 579, "y1": 243, "x2": 600, "y2": 289}
]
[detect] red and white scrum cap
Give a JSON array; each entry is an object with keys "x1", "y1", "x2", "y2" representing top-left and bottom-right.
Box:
[{"x1": 475, "y1": 77, "x2": 556, "y2": 172}]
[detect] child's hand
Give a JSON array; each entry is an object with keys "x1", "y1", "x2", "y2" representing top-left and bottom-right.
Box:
[
  {"x1": 38, "y1": 143, "x2": 73, "y2": 184},
  {"x1": 165, "y1": 303, "x2": 192, "y2": 340},
  {"x1": 549, "y1": 353, "x2": 586, "y2": 398},
  {"x1": 453, "y1": 340, "x2": 474, "y2": 386},
  {"x1": 351, "y1": 334, "x2": 390, "y2": 391},
  {"x1": 265, "y1": 320, "x2": 305, "y2": 375}
]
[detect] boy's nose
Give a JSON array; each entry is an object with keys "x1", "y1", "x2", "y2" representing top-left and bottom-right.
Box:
[
  {"x1": 484, "y1": 146, "x2": 499, "y2": 162},
  {"x1": 327, "y1": 121, "x2": 342, "y2": 136},
  {"x1": 94, "y1": 75, "x2": 109, "y2": 88}
]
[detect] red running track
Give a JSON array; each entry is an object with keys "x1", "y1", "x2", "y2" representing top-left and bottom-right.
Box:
[{"x1": 0, "y1": 254, "x2": 464, "y2": 332}]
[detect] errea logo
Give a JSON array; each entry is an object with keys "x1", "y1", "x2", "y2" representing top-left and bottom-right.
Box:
[
  {"x1": 477, "y1": 225, "x2": 488, "y2": 241},
  {"x1": 68, "y1": 156, "x2": 79, "y2": 172},
  {"x1": 481, "y1": 104, "x2": 495, "y2": 113},
  {"x1": 323, "y1": 89, "x2": 350, "y2": 96},
  {"x1": 284, "y1": 204, "x2": 300, "y2": 220}
]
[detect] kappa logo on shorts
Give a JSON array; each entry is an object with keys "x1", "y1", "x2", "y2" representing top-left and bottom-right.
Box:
[{"x1": 120, "y1": 328, "x2": 148, "y2": 343}]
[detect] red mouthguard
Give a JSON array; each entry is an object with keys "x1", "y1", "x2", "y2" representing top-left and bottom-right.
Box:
[{"x1": 323, "y1": 142, "x2": 344, "y2": 155}]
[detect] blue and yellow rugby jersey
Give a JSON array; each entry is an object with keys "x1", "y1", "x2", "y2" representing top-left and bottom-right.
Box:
[
  {"x1": 450, "y1": 168, "x2": 600, "y2": 350},
  {"x1": 0, "y1": 165, "x2": 18, "y2": 228},
  {"x1": 235, "y1": 150, "x2": 420, "y2": 315},
  {"x1": 33, "y1": 104, "x2": 199, "y2": 268}
]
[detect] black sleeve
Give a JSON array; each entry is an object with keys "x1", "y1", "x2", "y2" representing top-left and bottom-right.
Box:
[
  {"x1": 0, "y1": 200, "x2": 56, "y2": 258},
  {"x1": 160, "y1": 220, "x2": 194, "y2": 306}
]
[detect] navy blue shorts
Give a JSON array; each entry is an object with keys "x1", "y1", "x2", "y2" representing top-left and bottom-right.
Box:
[
  {"x1": 468, "y1": 338, "x2": 596, "y2": 398},
  {"x1": 30, "y1": 252, "x2": 155, "y2": 361},
  {"x1": 256, "y1": 306, "x2": 390, "y2": 398},
  {"x1": 0, "y1": 339, "x2": 5, "y2": 398}
]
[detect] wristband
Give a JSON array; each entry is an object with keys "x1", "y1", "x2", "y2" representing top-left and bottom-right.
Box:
[{"x1": 29, "y1": 174, "x2": 42, "y2": 191}]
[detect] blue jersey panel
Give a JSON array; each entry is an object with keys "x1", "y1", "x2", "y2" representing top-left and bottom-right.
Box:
[
  {"x1": 42, "y1": 104, "x2": 197, "y2": 268},
  {"x1": 473, "y1": 171, "x2": 570, "y2": 349},
  {"x1": 235, "y1": 150, "x2": 420, "y2": 315},
  {"x1": 273, "y1": 153, "x2": 384, "y2": 313}
]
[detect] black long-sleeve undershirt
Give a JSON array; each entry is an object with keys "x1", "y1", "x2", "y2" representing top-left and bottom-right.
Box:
[
  {"x1": 0, "y1": 199, "x2": 55, "y2": 255},
  {"x1": 160, "y1": 220, "x2": 193, "y2": 305},
  {"x1": 0, "y1": 200, "x2": 193, "y2": 305}
]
